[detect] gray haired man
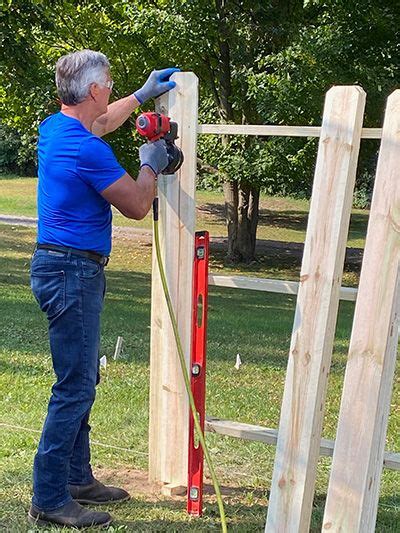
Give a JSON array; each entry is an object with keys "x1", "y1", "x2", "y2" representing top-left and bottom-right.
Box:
[{"x1": 29, "y1": 49, "x2": 178, "y2": 528}]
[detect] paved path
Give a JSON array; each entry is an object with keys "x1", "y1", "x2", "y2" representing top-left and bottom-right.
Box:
[{"x1": 0, "y1": 214, "x2": 38, "y2": 227}]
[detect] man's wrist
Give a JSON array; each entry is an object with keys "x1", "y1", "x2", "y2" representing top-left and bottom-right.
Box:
[
  {"x1": 133, "y1": 90, "x2": 145, "y2": 105},
  {"x1": 140, "y1": 163, "x2": 158, "y2": 178},
  {"x1": 131, "y1": 93, "x2": 142, "y2": 107}
]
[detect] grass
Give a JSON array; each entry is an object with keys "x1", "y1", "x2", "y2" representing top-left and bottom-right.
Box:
[
  {"x1": 0, "y1": 175, "x2": 398, "y2": 531},
  {"x1": 0, "y1": 221, "x2": 399, "y2": 532},
  {"x1": 0, "y1": 175, "x2": 369, "y2": 248}
]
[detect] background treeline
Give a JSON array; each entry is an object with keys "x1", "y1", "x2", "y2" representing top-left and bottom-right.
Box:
[{"x1": 1, "y1": 1, "x2": 400, "y2": 259}]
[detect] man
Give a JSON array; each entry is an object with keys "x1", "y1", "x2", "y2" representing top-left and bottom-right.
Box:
[{"x1": 28, "y1": 49, "x2": 178, "y2": 528}]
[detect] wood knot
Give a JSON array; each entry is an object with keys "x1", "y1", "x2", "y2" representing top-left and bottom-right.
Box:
[
  {"x1": 278, "y1": 477, "x2": 286, "y2": 489},
  {"x1": 303, "y1": 351, "x2": 311, "y2": 366}
]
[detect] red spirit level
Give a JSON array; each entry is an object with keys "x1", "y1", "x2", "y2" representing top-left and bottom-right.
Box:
[{"x1": 187, "y1": 231, "x2": 209, "y2": 516}]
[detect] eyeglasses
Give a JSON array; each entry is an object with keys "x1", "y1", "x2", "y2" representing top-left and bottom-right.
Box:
[{"x1": 102, "y1": 79, "x2": 114, "y2": 91}]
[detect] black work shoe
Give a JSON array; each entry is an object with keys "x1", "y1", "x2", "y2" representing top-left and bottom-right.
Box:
[
  {"x1": 28, "y1": 499, "x2": 112, "y2": 528},
  {"x1": 69, "y1": 478, "x2": 131, "y2": 505}
]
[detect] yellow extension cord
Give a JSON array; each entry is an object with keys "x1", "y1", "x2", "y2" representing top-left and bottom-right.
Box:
[{"x1": 152, "y1": 198, "x2": 228, "y2": 533}]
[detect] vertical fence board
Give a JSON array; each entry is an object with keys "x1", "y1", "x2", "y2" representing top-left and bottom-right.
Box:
[
  {"x1": 149, "y1": 72, "x2": 199, "y2": 487},
  {"x1": 322, "y1": 90, "x2": 400, "y2": 532},
  {"x1": 265, "y1": 86, "x2": 366, "y2": 532}
]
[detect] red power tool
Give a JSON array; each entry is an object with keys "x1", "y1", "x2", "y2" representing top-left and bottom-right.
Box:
[{"x1": 136, "y1": 112, "x2": 184, "y2": 174}]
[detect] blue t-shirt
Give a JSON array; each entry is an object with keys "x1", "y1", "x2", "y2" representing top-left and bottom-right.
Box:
[{"x1": 37, "y1": 112, "x2": 126, "y2": 255}]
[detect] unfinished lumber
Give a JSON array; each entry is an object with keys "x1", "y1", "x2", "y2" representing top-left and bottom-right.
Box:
[
  {"x1": 161, "y1": 484, "x2": 187, "y2": 497},
  {"x1": 265, "y1": 86, "x2": 366, "y2": 533},
  {"x1": 204, "y1": 417, "x2": 400, "y2": 471},
  {"x1": 208, "y1": 274, "x2": 358, "y2": 301},
  {"x1": 198, "y1": 124, "x2": 382, "y2": 139},
  {"x1": 322, "y1": 89, "x2": 400, "y2": 532},
  {"x1": 149, "y1": 72, "x2": 199, "y2": 488}
]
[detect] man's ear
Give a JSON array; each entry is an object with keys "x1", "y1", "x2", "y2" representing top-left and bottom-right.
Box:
[{"x1": 89, "y1": 83, "x2": 99, "y2": 101}]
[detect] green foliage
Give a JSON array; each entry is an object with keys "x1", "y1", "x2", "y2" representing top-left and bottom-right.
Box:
[
  {"x1": 1, "y1": 1, "x2": 400, "y2": 195},
  {"x1": 247, "y1": 0, "x2": 400, "y2": 193},
  {"x1": 353, "y1": 171, "x2": 374, "y2": 209},
  {"x1": 0, "y1": 123, "x2": 19, "y2": 173}
]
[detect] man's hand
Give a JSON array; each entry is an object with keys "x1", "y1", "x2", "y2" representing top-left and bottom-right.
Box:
[
  {"x1": 134, "y1": 68, "x2": 180, "y2": 105},
  {"x1": 139, "y1": 140, "x2": 169, "y2": 176}
]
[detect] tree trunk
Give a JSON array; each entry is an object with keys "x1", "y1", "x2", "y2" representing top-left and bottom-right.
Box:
[
  {"x1": 223, "y1": 180, "x2": 260, "y2": 263},
  {"x1": 222, "y1": 180, "x2": 239, "y2": 261},
  {"x1": 237, "y1": 182, "x2": 260, "y2": 262},
  {"x1": 215, "y1": 0, "x2": 260, "y2": 263},
  {"x1": 236, "y1": 182, "x2": 260, "y2": 263}
]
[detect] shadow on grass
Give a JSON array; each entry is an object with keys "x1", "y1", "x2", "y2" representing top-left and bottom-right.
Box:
[
  {"x1": 0, "y1": 463, "x2": 268, "y2": 531},
  {"x1": 0, "y1": 502, "x2": 266, "y2": 533},
  {"x1": 115, "y1": 500, "x2": 267, "y2": 532},
  {"x1": 310, "y1": 492, "x2": 400, "y2": 532},
  {"x1": 0, "y1": 232, "x2": 354, "y2": 373},
  {"x1": 0, "y1": 357, "x2": 51, "y2": 379},
  {"x1": 198, "y1": 202, "x2": 369, "y2": 243},
  {"x1": 0, "y1": 482, "x2": 398, "y2": 532},
  {"x1": 199, "y1": 202, "x2": 310, "y2": 233},
  {"x1": 210, "y1": 239, "x2": 362, "y2": 273}
]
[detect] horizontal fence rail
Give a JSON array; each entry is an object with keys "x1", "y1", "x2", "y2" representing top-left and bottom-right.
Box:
[
  {"x1": 208, "y1": 274, "x2": 357, "y2": 301},
  {"x1": 204, "y1": 417, "x2": 400, "y2": 471},
  {"x1": 198, "y1": 124, "x2": 382, "y2": 139}
]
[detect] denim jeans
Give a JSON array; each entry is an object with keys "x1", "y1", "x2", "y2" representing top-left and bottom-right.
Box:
[{"x1": 30, "y1": 248, "x2": 106, "y2": 511}]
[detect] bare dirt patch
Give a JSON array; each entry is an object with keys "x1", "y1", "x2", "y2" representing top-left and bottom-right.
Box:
[{"x1": 94, "y1": 467, "x2": 268, "y2": 506}]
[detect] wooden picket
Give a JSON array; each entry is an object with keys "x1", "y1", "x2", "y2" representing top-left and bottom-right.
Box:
[
  {"x1": 148, "y1": 72, "x2": 199, "y2": 491},
  {"x1": 322, "y1": 89, "x2": 400, "y2": 532},
  {"x1": 264, "y1": 86, "x2": 366, "y2": 532}
]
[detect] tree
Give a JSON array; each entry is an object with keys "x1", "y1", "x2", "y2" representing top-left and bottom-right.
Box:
[
  {"x1": 2, "y1": 1, "x2": 400, "y2": 262},
  {"x1": 108, "y1": 0, "x2": 308, "y2": 262},
  {"x1": 95, "y1": 0, "x2": 400, "y2": 262},
  {"x1": 1, "y1": 0, "x2": 309, "y2": 261}
]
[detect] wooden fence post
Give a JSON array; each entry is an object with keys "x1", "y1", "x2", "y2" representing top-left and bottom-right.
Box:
[
  {"x1": 149, "y1": 72, "x2": 199, "y2": 491},
  {"x1": 265, "y1": 86, "x2": 366, "y2": 532},
  {"x1": 322, "y1": 89, "x2": 400, "y2": 532}
]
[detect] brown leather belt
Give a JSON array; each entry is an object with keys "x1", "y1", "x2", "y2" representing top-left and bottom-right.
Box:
[{"x1": 36, "y1": 243, "x2": 109, "y2": 266}]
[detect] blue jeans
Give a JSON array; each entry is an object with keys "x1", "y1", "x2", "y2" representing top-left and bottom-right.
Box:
[{"x1": 30, "y1": 248, "x2": 106, "y2": 511}]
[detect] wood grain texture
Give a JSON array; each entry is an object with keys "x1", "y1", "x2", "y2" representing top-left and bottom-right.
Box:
[
  {"x1": 208, "y1": 274, "x2": 357, "y2": 301},
  {"x1": 322, "y1": 90, "x2": 400, "y2": 533},
  {"x1": 204, "y1": 417, "x2": 400, "y2": 470},
  {"x1": 265, "y1": 86, "x2": 366, "y2": 533},
  {"x1": 198, "y1": 124, "x2": 381, "y2": 139},
  {"x1": 149, "y1": 72, "x2": 199, "y2": 487}
]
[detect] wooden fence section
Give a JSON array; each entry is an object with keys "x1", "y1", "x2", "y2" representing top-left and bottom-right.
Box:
[
  {"x1": 148, "y1": 80, "x2": 399, "y2": 530},
  {"x1": 149, "y1": 72, "x2": 198, "y2": 489},
  {"x1": 322, "y1": 89, "x2": 400, "y2": 532},
  {"x1": 265, "y1": 86, "x2": 366, "y2": 533},
  {"x1": 208, "y1": 274, "x2": 357, "y2": 301},
  {"x1": 204, "y1": 417, "x2": 400, "y2": 471},
  {"x1": 198, "y1": 124, "x2": 382, "y2": 138}
]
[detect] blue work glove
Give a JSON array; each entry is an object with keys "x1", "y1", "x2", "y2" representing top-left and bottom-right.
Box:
[
  {"x1": 134, "y1": 68, "x2": 180, "y2": 104},
  {"x1": 139, "y1": 139, "x2": 169, "y2": 176}
]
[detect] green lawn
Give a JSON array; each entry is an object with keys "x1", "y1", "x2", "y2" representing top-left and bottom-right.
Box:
[
  {"x1": 0, "y1": 175, "x2": 369, "y2": 248},
  {"x1": 0, "y1": 222, "x2": 399, "y2": 532}
]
